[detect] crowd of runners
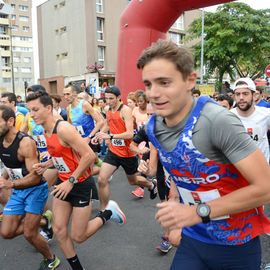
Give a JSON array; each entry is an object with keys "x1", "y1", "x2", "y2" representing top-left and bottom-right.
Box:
[{"x1": 0, "y1": 39, "x2": 270, "y2": 270}]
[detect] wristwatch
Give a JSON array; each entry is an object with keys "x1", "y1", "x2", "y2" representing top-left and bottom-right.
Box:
[
  {"x1": 110, "y1": 133, "x2": 114, "y2": 140},
  {"x1": 196, "y1": 203, "x2": 211, "y2": 224},
  {"x1": 68, "y1": 176, "x2": 78, "y2": 184}
]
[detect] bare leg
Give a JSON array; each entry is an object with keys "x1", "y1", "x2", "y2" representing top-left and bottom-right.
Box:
[
  {"x1": 98, "y1": 163, "x2": 117, "y2": 210},
  {"x1": 43, "y1": 168, "x2": 58, "y2": 212},
  {"x1": 127, "y1": 174, "x2": 152, "y2": 189},
  {"x1": 70, "y1": 202, "x2": 103, "y2": 243}
]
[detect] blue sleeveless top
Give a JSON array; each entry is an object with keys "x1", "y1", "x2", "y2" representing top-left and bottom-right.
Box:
[
  {"x1": 148, "y1": 96, "x2": 270, "y2": 245},
  {"x1": 68, "y1": 100, "x2": 95, "y2": 137}
]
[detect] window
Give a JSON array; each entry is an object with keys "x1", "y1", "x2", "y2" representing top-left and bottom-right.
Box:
[
  {"x1": 0, "y1": 26, "x2": 7, "y2": 35},
  {"x1": 62, "y1": 52, "x2": 68, "y2": 58},
  {"x1": 14, "y1": 67, "x2": 18, "y2": 73},
  {"x1": 97, "y1": 18, "x2": 104, "y2": 41},
  {"x1": 171, "y1": 15, "x2": 184, "y2": 31},
  {"x1": 12, "y1": 36, "x2": 32, "y2": 42},
  {"x1": 1, "y1": 57, "x2": 8, "y2": 67},
  {"x1": 24, "y1": 57, "x2": 31, "y2": 63},
  {"x1": 0, "y1": 46, "x2": 8, "y2": 51},
  {"x1": 13, "y1": 56, "x2": 20, "y2": 62},
  {"x1": 22, "y1": 78, "x2": 32, "y2": 83},
  {"x1": 96, "y1": 0, "x2": 103, "y2": 13},
  {"x1": 11, "y1": 4, "x2": 15, "y2": 9},
  {"x1": 169, "y1": 32, "x2": 184, "y2": 47},
  {"x1": 3, "y1": 78, "x2": 11, "y2": 83},
  {"x1": 22, "y1": 26, "x2": 29, "y2": 32},
  {"x1": 98, "y1": 46, "x2": 105, "y2": 68},
  {"x1": 12, "y1": 47, "x2": 32, "y2": 52},
  {"x1": 60, "y1": 26, "x2": 67, "y2": 34},
  {"x1": 19, "y1": 5, "x2": 28, "y2": 11},
  {"x1": 11, "y1": 15, "x2": 16, "y2": 20},
  {"x1": 60, "y1": 1, "x2": 65, "y2": 7},
  {"x1": 21, "y1": 67, "x2": 31, "y2": 73},
  {"x1": 11, "y1": 25, "x2": 19, "y2": 31},
  {"x1": 19, "y1": 16, "x2": 29, "y2": 22}
]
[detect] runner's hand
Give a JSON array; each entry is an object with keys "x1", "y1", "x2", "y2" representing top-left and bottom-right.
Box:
[
  {"x1": 137, "y1": 159, "x2": 150, "y2": 175},
  {"x1": 168, "y1": 229, "x2": 182, "y2": 247},
  {"x1": 0, "y1": 177, "x2": 12, "y2": 189},
  {"x1": 40, "y1": 151, "x2": 51, "y2": 159},
  {"x1": 155, "y1": 201, "x2": 200, "y2": 231},
  {"x1": 32, "y1": 163, "x2": 47, "y2": 175},
  {"x1": 51, "y1": 180, "x2": 74, "y2": 200}
]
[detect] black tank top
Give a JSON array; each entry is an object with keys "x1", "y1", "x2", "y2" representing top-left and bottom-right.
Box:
[{"x1": 0, "y1": 132, "x2": 45, "y2": 184}]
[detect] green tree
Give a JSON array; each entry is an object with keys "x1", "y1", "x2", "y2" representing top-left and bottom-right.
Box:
[{"x1": 187, "y1": 2, "x2": 270, "y2": 90}]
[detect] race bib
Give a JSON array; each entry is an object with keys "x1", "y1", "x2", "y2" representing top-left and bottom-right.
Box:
[
  {"x1": 75, "y1": 126, "x2": 85, "y2": 136},
  {"x1": 33, "y1": 135, "x2": 47, "y2": 149},
  {"x1": 177, "y1": 186, "x2": 229, "y2": 220},
  {"x1": 246, "y1": 126, "x2": 263, "y2": 142},
  {"x1": 112, "y1": 139, "x2": 125, "y2": 146},
  {"x1": 52, "y1": 157, "x2": 71, "y2": 173},
  {"x1": 4, "y1": 166, "x2": 23, "y2": 180}
]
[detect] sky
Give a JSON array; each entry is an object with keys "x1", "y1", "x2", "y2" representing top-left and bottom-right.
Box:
[{"x1": 32, "y1": 0, "x2": 270, "y2": 82}]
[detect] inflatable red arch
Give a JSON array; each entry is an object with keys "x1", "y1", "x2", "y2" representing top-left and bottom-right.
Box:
[{"x1": 115, "y1": 0, "x2": 234, "y2": 102}]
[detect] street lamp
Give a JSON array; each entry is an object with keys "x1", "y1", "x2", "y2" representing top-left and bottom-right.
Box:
[{"x1": 200, "y1": 8, "x2": 205, "y2": 85}]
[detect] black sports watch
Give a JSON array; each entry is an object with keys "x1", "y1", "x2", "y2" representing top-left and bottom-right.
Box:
[
  {"x1": 110, "y1": 133, "x2": 114, "y2": 140},
  {"x1": 68, "y1": 176, "x2": 78, "y2": 184},
  {"x1": 196, "y1": 203, "x2": 211, "y2": 224}
]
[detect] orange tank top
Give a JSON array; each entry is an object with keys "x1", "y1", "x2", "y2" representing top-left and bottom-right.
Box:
[
  {"x1": 45, "y1": 120, "x2": 90, "y2": 182},
  {"x1": 107, "y1": 104, "x2": 135, "y2": 158}
]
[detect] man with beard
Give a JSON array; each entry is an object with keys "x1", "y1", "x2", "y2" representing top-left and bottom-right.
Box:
[
  {"x1": 0, "y1": 105, "x2": 60, "y2": 269},
  {"x1": 231, "y1": 78, "x2": 270, "y2": 162}
]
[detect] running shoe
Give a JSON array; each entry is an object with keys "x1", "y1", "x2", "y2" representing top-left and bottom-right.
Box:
[
  {"x1": 149, "y1": 179, "x2": 157, "y2": 200},
  {"x1": 156, "y1": 236, "x2": 172, "y2": 253},
  {"x1": 131, "y1": 187, "x2": 144, "y2": 198},
  {"x1": 264, "y1": 263, "x2": 270, "y2": 270},
  {"x1": 40, "y1": 210, "x2": 54, "y2": 241},
  {"x1": 105, "y1": 200, "x2": 126, "y2": 226},
  {"x1": 39, "y1": 255, "x2": 60, "y2": 270}
]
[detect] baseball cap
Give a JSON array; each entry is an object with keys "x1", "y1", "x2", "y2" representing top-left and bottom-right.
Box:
[
  {"x1": 105, "y1": 85, "x2": 121, "y2": 96},
  {"x1": 233, "y1": 78, "x2": 256, "y2": 92}
]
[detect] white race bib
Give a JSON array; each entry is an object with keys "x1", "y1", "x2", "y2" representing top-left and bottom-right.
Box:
[
  {"x1": 75, "y1": 126, "x2": 85, "y2": 136},
  {"x1": 52, "y1": 157, "x2": 71, "y2": 173},
  {"x1": 33, "y1": 135, "x2": 47, "y2": 149},
  {"x1": 112, "y1": 139, "x2": 125, "y2": 146},
  {"x1": 177, "y1": 186, "x2": 229, "y2": 220},
  {"x1": 4, "y1": 166, "x2": 23, "y2": 180}
]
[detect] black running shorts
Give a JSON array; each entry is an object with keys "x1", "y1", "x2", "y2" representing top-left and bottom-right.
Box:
[
  {"x1": 54, "y1": 176, "x2": 99, "y2": 207},
  {"x1": 103, "y1": 150, "x2": 138, "y2": 175}
]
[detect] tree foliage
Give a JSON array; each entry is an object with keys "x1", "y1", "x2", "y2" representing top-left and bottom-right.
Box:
[{"x1": 186, "y1": 2, "x2": 270, "y2": 89}]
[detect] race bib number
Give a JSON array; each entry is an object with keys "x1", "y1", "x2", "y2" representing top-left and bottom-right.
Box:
[
  {"x1": 112, "y1": 139, "x2": 125, "y2": 146},
  {"x1": 177, "y1": 186, "x2": 229, "y2": 220},
  {"x1": 33, "y1": 135, "x2": 47, "y2": 149},
  {"x1": 75, "y1": 126, "x2": 85, "y2": 136},
  {"x1": 4, "y1": 166, "x2": 23, "y2": 180},
  {"x1": 52, "y1": 157, "x2": 71, "y2": 173},
  {"x1": 246, "y1": 126, "x2": 262, "y2": 142}
]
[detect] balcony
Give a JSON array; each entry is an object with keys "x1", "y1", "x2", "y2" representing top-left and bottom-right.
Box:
[
  {"x1": 0, "y1": 50, "x2": 10, "y2": 57},
  {"x1": 0, "y1": 35, "x2": 10, "y2": 46},
  {"x1": 0, "y1": 18, "x2": 9, "y2": 25}
]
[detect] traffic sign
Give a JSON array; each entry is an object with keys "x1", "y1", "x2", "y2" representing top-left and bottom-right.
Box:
[
  {"x1": 265, "y1": 65, "x2": 270, "y2": 77},
  {"x1": 90, "y1": 86, "x2": 96, "y2": 94}
]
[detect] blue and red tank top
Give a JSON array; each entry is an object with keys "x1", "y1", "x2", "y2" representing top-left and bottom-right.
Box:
[
  {"x1": 45, "y1": 120, "x2": 91, "y2": 183},
  {"x1": 107, "y1": 104, "x2": 135, "y2": 158},
  {"x1": 147, "y1": 96, "x2": 270, "y2": 245}
]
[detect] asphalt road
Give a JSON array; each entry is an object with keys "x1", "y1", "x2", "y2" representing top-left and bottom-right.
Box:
[{"x1": 0, "y1": 167, "x2": 270, "y2": 270}]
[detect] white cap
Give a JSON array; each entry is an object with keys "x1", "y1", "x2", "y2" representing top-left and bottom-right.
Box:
[{"x1": 233, "y1": 77, "x2": 256, "y2": 92}]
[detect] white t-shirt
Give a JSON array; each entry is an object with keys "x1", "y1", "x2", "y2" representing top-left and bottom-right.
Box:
[{"x1": 231, "y1": 106, "x2": 270, "y2": 161}]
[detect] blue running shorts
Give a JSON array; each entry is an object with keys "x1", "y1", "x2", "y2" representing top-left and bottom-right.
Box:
[
  {"x1": 3, "y1": 182, "x2": 48, "y2": 215},
  {"x1": 171, "y1": 233, "x2": 261, "y2": 270}
]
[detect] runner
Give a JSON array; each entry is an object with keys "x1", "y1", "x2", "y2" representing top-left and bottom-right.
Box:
[
  {"x1": 0, "y1": 105, "x2": 60, "y2": 269},
  {"x1": 64, "y1": 83, "x2": 104, "y2": 174},
  {"x1": 93, "y1": 86, "x2": 157, "y2": 210},
  {"x1": 137, "y1": 39, "x2": 270, "y2": 270},
  {"x1": 27, "y1": 90, "x2": 125, "y2": 270}
]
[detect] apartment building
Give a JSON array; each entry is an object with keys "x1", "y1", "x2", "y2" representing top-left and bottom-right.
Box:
[
  {"x1": 0, "y1": 0, "x2": 34, "y2": 96},
  {"x1": 37, "y1": 0, "x2": 201, "y2": 96}
]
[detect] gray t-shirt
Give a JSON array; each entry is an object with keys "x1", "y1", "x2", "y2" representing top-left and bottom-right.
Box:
[{"x1": 146, "y1": 98, "x2": 257, "y2": 164}]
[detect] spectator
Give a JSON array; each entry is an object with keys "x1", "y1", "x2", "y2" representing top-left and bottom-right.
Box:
[{"x1": 50, "y1": 94, "x2": 67, "y2": 121}]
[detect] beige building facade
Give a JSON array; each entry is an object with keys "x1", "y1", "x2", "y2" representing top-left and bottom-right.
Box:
[
  {"x1": 0, "y1": 0, "x2": 34, "y2": 96},
  {"x1": 38, "y1": 0, "x2": 202, "y2": 95}
]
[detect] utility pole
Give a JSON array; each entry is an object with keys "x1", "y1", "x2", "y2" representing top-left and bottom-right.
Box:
[{"x1": 200, "y1": 8, "x2": 205, "y2": 85}]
